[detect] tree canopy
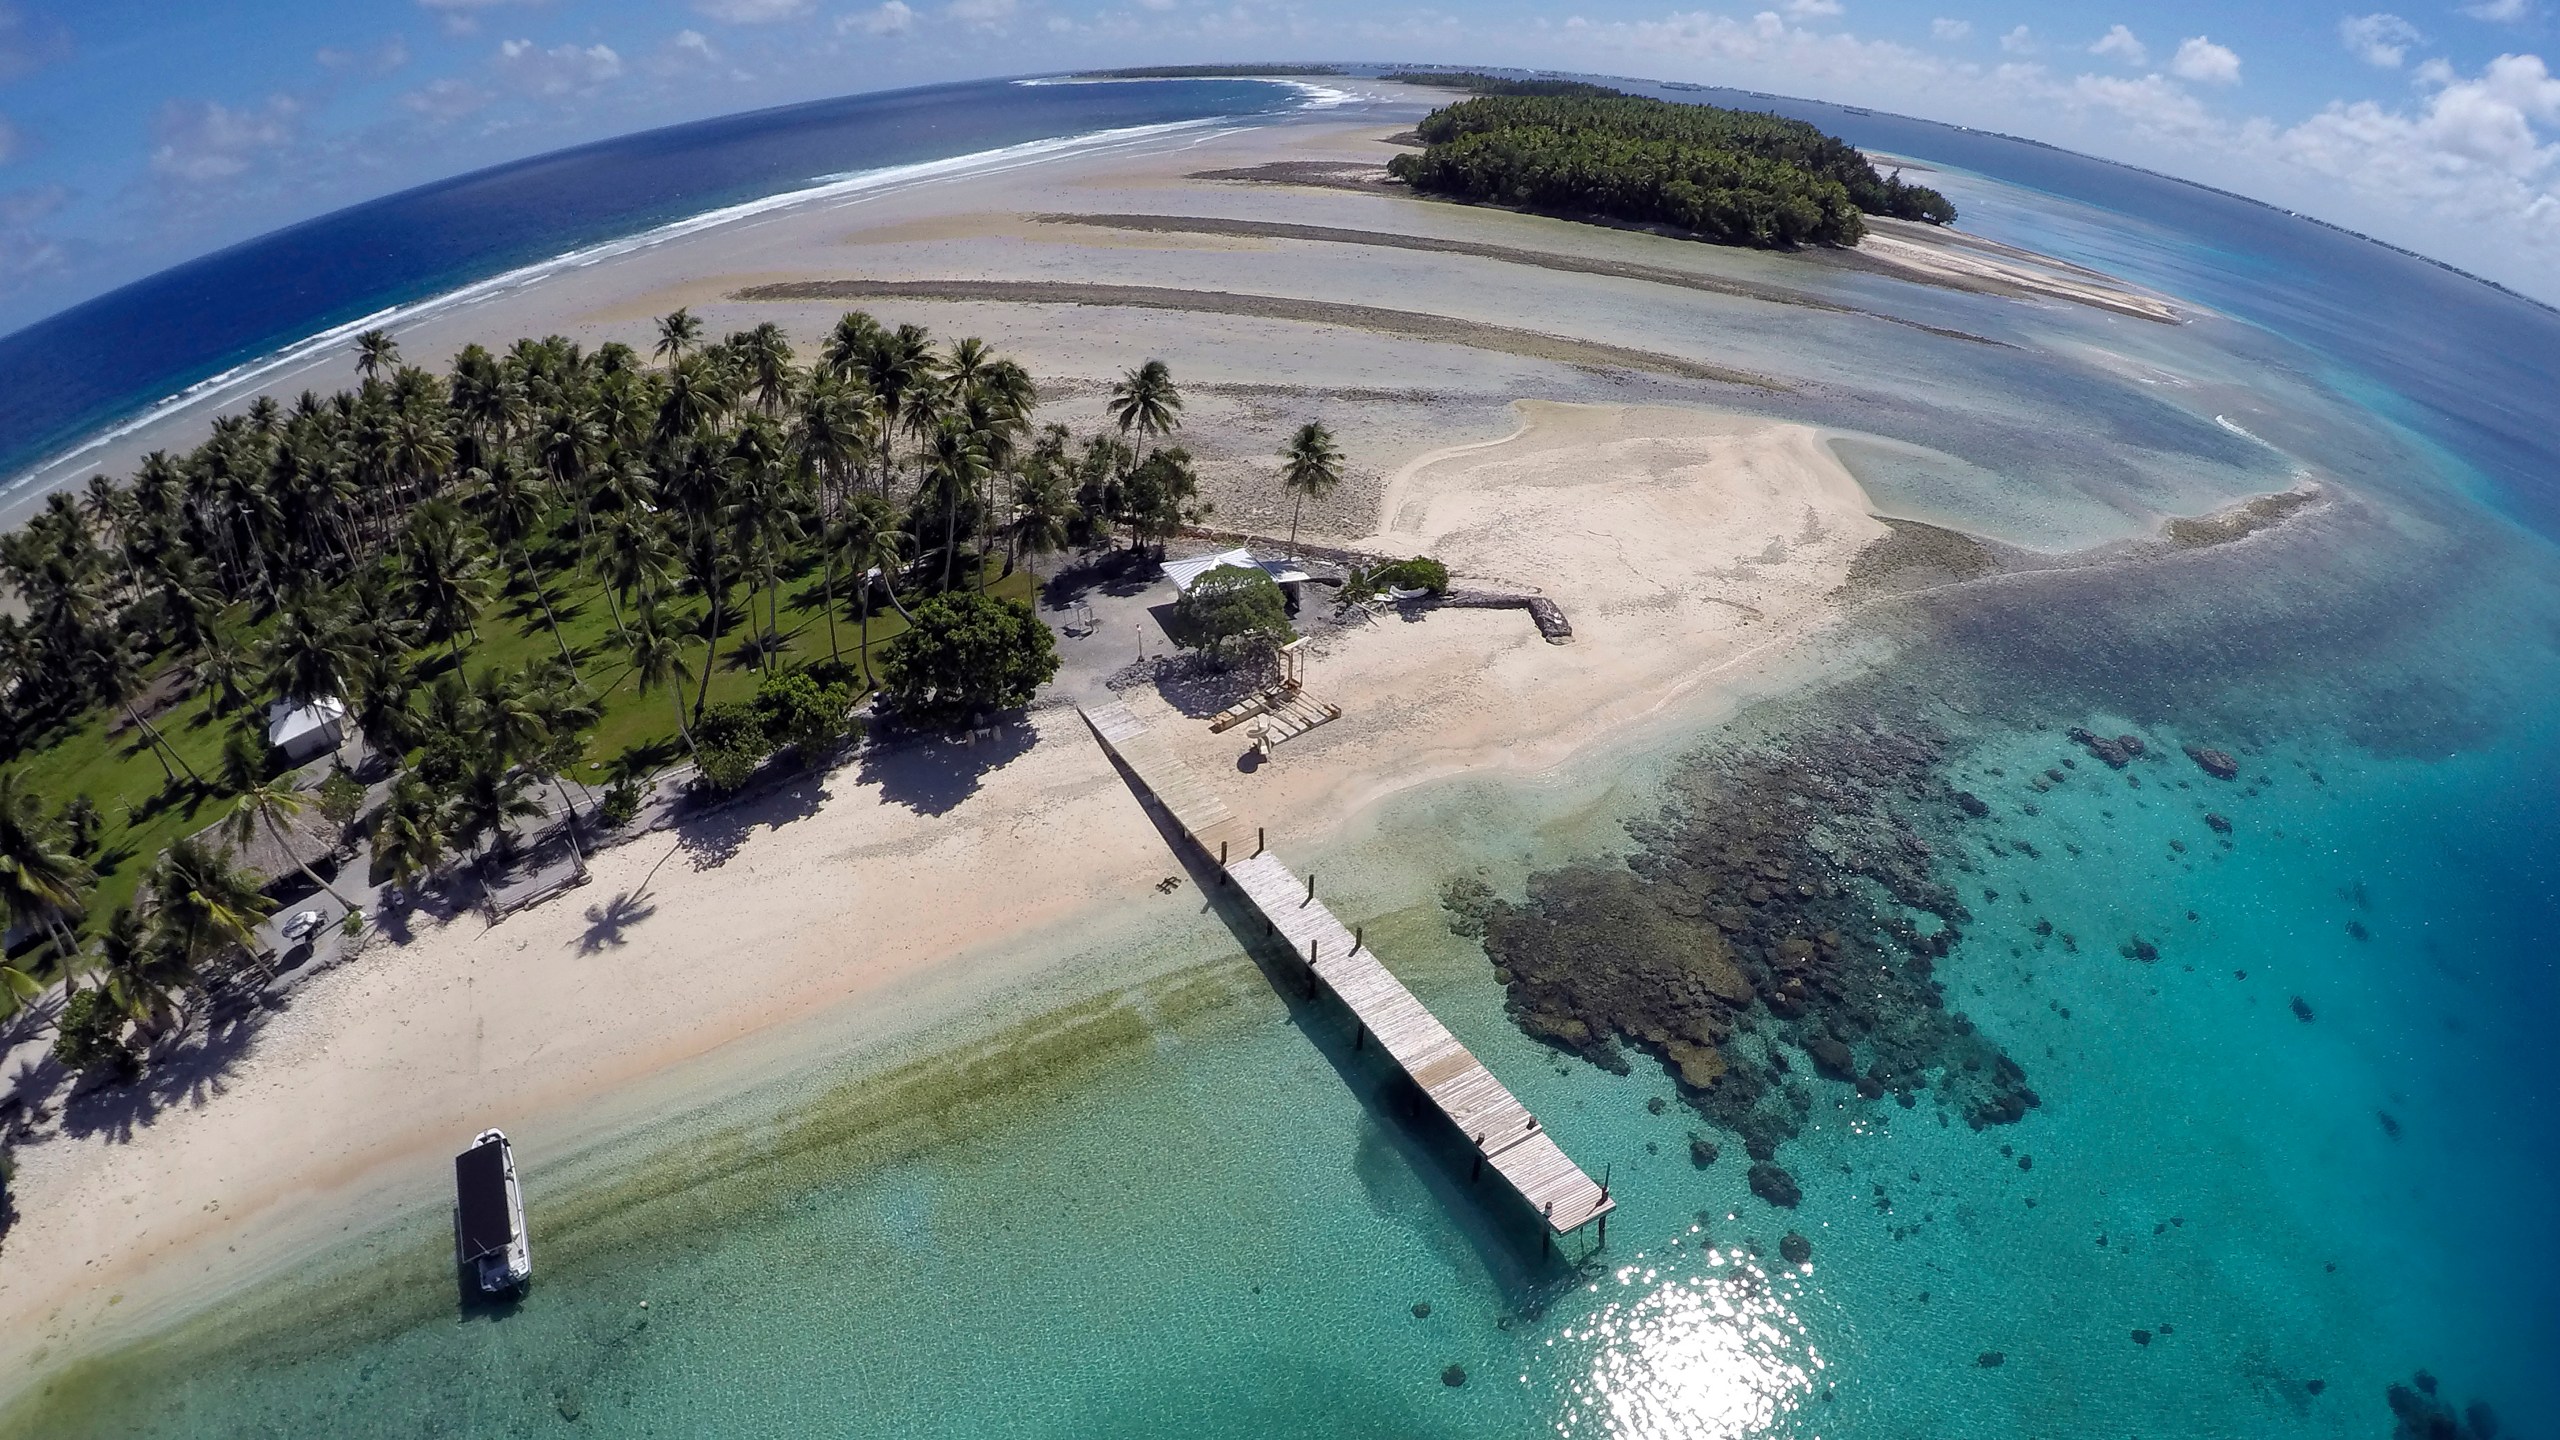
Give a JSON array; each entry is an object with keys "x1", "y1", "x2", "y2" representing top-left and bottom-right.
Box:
[
  {"x1": 1388, "y1": 93, "x2": 1957, "y2": 248},
  {"x1": 877, "y1": 591, "x2": 1059, "y2": 725},
  {"x1": 1168, "y1": 564, "x2": 1293, "y2": 663}
]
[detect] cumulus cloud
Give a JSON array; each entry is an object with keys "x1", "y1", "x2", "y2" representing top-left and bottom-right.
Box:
[
  {"x1": 694, "y1": 0, "x2": 812, "y2": 22},
  {"x1": 843, "y1": 0, "x2": 914, "y2": 32},
  {"x1": 1783, "y1": 0, "x2": 1844, "y2": 18},
  {"x1": 2170, "y1": 35, "x2": 2241, "y2": 85},
  {"x1": 0, "y1": 1, "x2": 71, "y2": 81},
  {"x1": 400, "y1": 75, "x2": 494, "y2": 120},
  {"x1": 149, "y1": 96, "x2": 302, "y2": 184},
  {"x1": 946, "y1": 0, "x2": 1016, "y2": 25},
  {"x1": 2461, "y1": 0, "x2": 2529, "y2": 21},
  {"x1": 417, "y1": 0, "x2": 552, "y2": 36},
  {"x1": 1999, "y1": 24, "x2": 2033, "y2": 54},
  {"x1": 2340, "y1": 13, "x2": 2422, "y2": 68},
  {"x1": 2088, "y1": 24, "x2": 2146, "y2": 66},
  {"x1": 495, "y1": 37, "x2": 623, "y2": 96},
  {"x1": 1930, "y1": 17, "x2": 1969, "y2": 41},
  {"x1": 317, "y1": 37, "x2": 412, "y2": 73}
]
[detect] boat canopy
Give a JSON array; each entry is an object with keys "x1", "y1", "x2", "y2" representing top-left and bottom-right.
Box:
[{"x1": 454, "y1": 1141, "x2": 515, "y2": 1262}]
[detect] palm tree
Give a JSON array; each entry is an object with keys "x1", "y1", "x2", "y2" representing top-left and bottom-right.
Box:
[
  {"x1": 355, "y1": 329, "x2": 400, "y2": 380},
  {"x1": 93, "y1": 903, "x2": 185, "y2": 1033},
  {"x1": 588, "y1": 507, "x2": 675, "y2": 649},
  {"x1": 654, "y1": 307, "x2": 703, "y2": 362},
  {"x1": 1278, "y1": 421, "x2": 1344, "y2": 560},
  {"x1": 626, "y1": 605, "x2": 699, "y2": 761},
  {"x1": 399, "y1": 498, "x2": 493, "y2": 655},
  {"x1": 263, "y1": 593, "x2": 355, "y2": 709},
  {"x1": 146, "y1": 835, "x2": 267, "y2": 973},
  {"x1": 830, "y1": 496, "x2": 910, "y2": 682},
  {"x1": 737, "y1": 320, "x2": 797, "y2": 415},
  {"x1": 467, "y1": 455, "x2": 578, "y2": 671},
  {"x1": 447, "y1": 756, "x2": 544, "y2": 880},
  {"x1": 1107, "y1": 359, "x2": 1183, "y2": 464},
  {"x1": 374, "y1": 775, "x2": 448, "y2": 891},
  {"x1": 225, "y1": 775, "x2": 362, "y2": 920},
  {"x1": 195, "y1": 624, "x2": 254, "y2": 712},
  {"x1": 85, "y1": 633, "x2": 203, "y2": 787},
  {"x1": 0, "y1": 768, "x2": 93, "y2": 999},
  {"x1": 920, "y1": 419, "x2": 990, "y2": 592},
  {"x1": 1009, "y1": 470, "x2": 1079, "y2": 586}
]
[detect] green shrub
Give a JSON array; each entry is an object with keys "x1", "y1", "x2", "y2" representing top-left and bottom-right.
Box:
[
  {"x1": 1168, "y1": 564, "x2": 1293, "y2": 662},
  {"x1": 693, "y1": 702, "x2": 772, "y2": 794},
  {"x1": 1372, "y1": 556, "x2": 1451, "y2": 596},
  {"x1": 753, "y1": 671, "x2": 863, "y2": 757},
  {"x1": 598, "y1": 778, "x2": 645, "y2": 830},
  {"x1": 878, "y1": 592, "x2": 1061, "y2": 726},
  {"x1": 315, "y1": 770, "x2": 368, "y2": 831},
  {"x1": 52, "y1": 988, "x2": 138, "y2": 1081}
]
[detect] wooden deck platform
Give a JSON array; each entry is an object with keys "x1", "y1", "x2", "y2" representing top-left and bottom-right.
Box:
[{"x1": 1079, "y1": 701, "x2": 1613, "y2": 1238}]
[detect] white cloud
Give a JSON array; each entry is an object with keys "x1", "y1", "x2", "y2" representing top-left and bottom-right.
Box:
[
  {"x1": 1930, "y1": 17, "x2": 1969, "y2": 41},
  {"x1": 400, "y1": 75, "x2": 494, "y2": 120},
  {"x1": 946, "y1": 0, "x2": 1016, "y2": 25},
  {"x1": 2461, "y1": 0, "x2": 2529, "y2": 21},
  {"x1": 2170, "y1": 35, "x2": 2241, "y2": 85},
  {"x1": 2339, "y1": 13, "x2": 2422, "y2": 68},
  {"x1": 693, "y1": 0, "x2": 812, "y2": 21},
  {"x1": 1999, "y1": 24, "x2": 2034, "y2": 54},
  {"x1": 2088, "y1": 24, "x2": 2145, "y2": 66},
  {"x1": 496, "y1": 37, "x2": 623, "y2": 96},
  {"x1": 1784, "y1": 0, "x2": 1844, "y2": 19},
  {"x1": 149, "y1": 96, "x2": 302, "y2": 184},
  {"x1": 1132, "y1": 0, "x2": 1178, "y2": 10},
  {"x1": 318, "y1": 36, "x2": 412, "y2": 73},
  {"x1": 673, "y1": 28, "x2": 718, "y2": 60},
  {"x1": 418, "y1": 0, "x2": 551, "y2": 36},
  {"x1": 844, "y1": 0, "x2": 915, "y2": 32},
  {"x1": 2070, "y1": 72, "x2": 2219, "y2": 140}
]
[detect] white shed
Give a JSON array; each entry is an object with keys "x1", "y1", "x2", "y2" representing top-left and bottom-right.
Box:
[{"x1": 266, "y1": 695, "x2": 348, "y2": 764}]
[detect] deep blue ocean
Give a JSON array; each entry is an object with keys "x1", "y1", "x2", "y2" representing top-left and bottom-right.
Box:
[
  {"x1": 5, "y1": 71, "x2": 2556, "y2": 1440},
  {"x1": 0, "y1": 75, "x2": 1298, "y2": 487}
]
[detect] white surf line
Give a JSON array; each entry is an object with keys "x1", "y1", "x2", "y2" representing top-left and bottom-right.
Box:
[
  {"x1": 0, "y1": 108, "x2": 1296, "y2": 508},
  {"x1": 2214, "y1": 414, "x2": 2273, "y2": 446}
]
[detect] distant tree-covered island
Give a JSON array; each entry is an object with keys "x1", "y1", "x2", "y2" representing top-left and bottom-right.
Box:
[{"x1": 1387, "y1": 91, "x2": 1957, "y2": 249}]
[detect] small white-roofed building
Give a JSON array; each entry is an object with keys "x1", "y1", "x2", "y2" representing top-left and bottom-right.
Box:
[
  {"x1": 1162, "y1": 547, "x2": 1313, "y2": 596},
  {"x1": 265, "y1": 695, "x2": 348, "y2": 764}
]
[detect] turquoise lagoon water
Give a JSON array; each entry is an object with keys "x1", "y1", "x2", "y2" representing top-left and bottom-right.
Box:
[{"x1": 11, "y1": 85, "x2": 2560, "y2": 1440}]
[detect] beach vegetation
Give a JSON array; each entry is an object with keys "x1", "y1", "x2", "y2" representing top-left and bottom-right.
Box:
[
  {"x1": 1378, "y1": 70, "x2": 1626, "y2": 99},
  {"x1": 1388, "y1": 93, "x2": 1956, "y2": 247},
  {"x1": 877, "y1": 591, "x2": 1059, "y2": 725},
  {"x1": 1368, "y1": 556, "x2": 1452, "y2": 596},
  {"x1": 1169, "y1": 564, "x2": 1294, "y2": 663},
  {"x1": 50, "y1": 986, "x2": 138, "y2": 1080},
  {"x1": 0, "y1": 306, "x2": 1207, "y2": 1049}
]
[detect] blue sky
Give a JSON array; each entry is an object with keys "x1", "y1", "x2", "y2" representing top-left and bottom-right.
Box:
[{"x1": 2, "y1": 0, "x2": 2558, "y2": 331}]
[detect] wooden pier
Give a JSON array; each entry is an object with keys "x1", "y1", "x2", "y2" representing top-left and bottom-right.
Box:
[{"x1": 1080, "y1": 700, "x2": 1614, "y2": 1240}]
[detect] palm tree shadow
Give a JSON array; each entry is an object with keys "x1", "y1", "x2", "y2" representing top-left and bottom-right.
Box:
[
  {"x1": 670, "y1": 767, "x2": 831, "y2": 869},
  {"x1": 853, "y1": 722, "x2": 1035, "y2": 817},
  {"x1": 578, "y1": 892, "x2": 657, "y2": 954},
  {"x1": 53, "y1": 1004, "x2": 267, "y2": 1143}
]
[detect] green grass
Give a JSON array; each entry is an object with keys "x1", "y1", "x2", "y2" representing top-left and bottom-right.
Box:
[{"x1": 4, "y1": 547, "x2": 1035, "y2": 955}]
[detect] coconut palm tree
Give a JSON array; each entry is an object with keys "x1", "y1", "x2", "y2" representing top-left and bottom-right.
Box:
[
  {"x1": 626, "y1": 605, "x2": 699, "y2": 761},
  {"x1": 93, "y1": 903, "x2": 185, "y2": 1032},
  {"x1": 263, "y1": 593, "x2": 356, "y2": 710},
  {"x1": 736, "y1": 321, "x2": 798, "y2": 415},
  {"x1": 654, "y1": 307, "x2": 703, "y2": 362},
  {"x1": 0, "y1": 768, "x2": 93, "y2": 999},
  {"x1": 466, "y1": 454, "x2": 578, "y2": 671},
  {"x1": 354, "y1": 329, "x2": 400, "y2": 380},
  {"x1": 920, "y1": 419, "x2": 990, "y2": 592},
  {"x1": 1009, "y1": 470, "x2": 1079, "y2": 587},
  {"x1": 1107, "y1": 359, "x2": 1183, "y2": 464},
  {"x1": 84, "y1": 632, "x2": 203, "y2": 787},
  {"x1": 146, "y1": 835, "x2": 266, "y2": 973},
  {"x1": 374, "y1": 775, "x2": 448, "y2": 891},
  {"x1": 588, "y1": 507, "x2": 675, "y2": 649},
  {"x1": 399, "y1": 498, "x2": 493, "y2": 655},
  {"x1": 447, "y1": 756, "x2": 544, "y2": 881},
  {"x1": 825, "y1": 497, "x2": 908, "y2": 680},
  {"x1": 725, "y1": 419, "x2": 802, "y2": 670},
  {"x1": 1278, "y1": 421, "x2": 1344, "y2": 560},
  {"x1": 225, "y1": 776, "x2": 362, "y2": 920}
]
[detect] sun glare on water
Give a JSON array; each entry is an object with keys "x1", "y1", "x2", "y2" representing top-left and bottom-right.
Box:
[{"x1": 1549, "y1": 1247, "x2": 1823, "y2": 1439}]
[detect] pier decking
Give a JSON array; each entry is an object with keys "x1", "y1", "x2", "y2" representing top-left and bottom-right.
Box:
[{"x1": 1080, "y1": 700, "x2": 1614, "y2": 1238}]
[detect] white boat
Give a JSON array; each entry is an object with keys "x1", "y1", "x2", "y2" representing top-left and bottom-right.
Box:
[{"x1": 454, "y1": 1129, "x2": 531, "y2": 1295}]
